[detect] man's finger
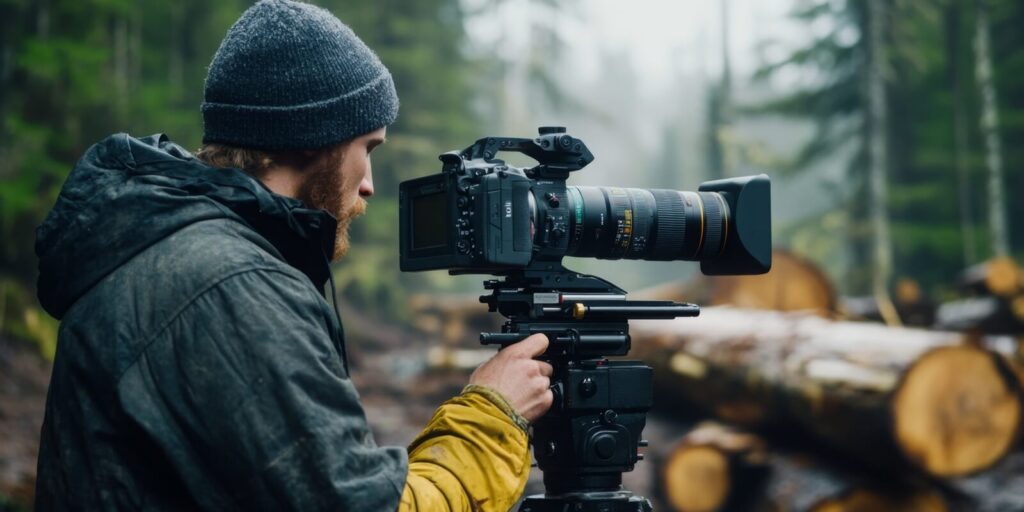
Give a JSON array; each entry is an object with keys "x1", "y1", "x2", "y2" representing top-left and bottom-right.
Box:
[
  {"x1": 509, "y1": 333, "x2": 549, "y2": 358},
  {"x1": 537, "y1": 361, "x2": 554, "y2": 377}
]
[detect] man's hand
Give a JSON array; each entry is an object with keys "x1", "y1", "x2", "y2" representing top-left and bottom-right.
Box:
[{"x1": 469, "y1": 334, "x2": 554, "y2": 423}]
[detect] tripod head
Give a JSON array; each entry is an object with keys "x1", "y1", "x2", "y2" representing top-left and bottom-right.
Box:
[{"x1": 470, "y1": 262, "x2": 699, "y2": 511}]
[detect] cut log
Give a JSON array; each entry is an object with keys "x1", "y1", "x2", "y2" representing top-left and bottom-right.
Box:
[
  {"x1": 633, "y1": 307, "x2": 1022, "y2": 478},
  {"x1": 637, "y1": 250, "x2": 837, "y2": 317},
  {"x1": 840, "y1": 278, "x2": 936, "y2": 327},
  {"x1": 935, "y1": 295, "x2": 1024, "y2": 335},
  {"x1": 960, "y1": 257, "x2": 1022, "y2": 298},
  {"x1": 660, "y1": 422, "x2": 769, "y2": 512},
  {"x1": 658, "y1": 422, "x2": 948, "y2": 512}
]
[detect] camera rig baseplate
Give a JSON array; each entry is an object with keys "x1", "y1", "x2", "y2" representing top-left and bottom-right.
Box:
[{"x1": 477, "y1": 263, "x2": 698, "y2": 358}]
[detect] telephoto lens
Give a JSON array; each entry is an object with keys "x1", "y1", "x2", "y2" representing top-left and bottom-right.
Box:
[
  {"x1": 562, "y1": 174, "x2": 771, "y2": 274},
  {"x1": 566, "y1": 187, "x2": 726, "y2": 261}
]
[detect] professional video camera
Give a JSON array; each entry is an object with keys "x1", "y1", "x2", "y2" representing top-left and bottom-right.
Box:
[{"x1": 399, "y1": 127, "x2": 771, "y2": 511}]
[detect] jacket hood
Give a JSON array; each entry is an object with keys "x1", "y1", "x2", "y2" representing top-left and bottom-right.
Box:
[{"x1": 36, "y1": 133, "x2": 337, "y2": 319}]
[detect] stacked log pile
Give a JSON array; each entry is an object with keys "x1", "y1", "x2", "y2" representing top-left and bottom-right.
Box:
[
  {"x1": 659, "y1": 423, "x2": 950, "y2": 512},
  {"x1": 635, "y1": 308, "x2": 1023, "y2": 511},
  {"x1": 842, "y1": 257, "x2": 1024, "y2": 334},
  {"x1": 632, "y1": 308, "x2": 1021, "y2": 477}
]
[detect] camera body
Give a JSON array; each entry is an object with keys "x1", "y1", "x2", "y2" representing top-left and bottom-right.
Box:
[
  {"x1": 400, "y1": 127, "x2": 581, "y2": 273},
  {"x1": 398, "y1": 154, "x2": 537, "y2": 271},
  {"x1": 399, "y1": 126, "x2": 771, "y2": 276}
]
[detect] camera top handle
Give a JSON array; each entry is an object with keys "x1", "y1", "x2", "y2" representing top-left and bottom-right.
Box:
[{"x1": 457, "y1": 126, "x2": 594, "y2": 179}]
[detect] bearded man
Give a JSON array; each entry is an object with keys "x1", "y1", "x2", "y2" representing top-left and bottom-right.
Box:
[{"x1": 33, "y1": 1, "x2": 552, "y2": 510}]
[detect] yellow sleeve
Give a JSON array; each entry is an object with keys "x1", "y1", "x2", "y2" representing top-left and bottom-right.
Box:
[{"x1": 397, "y1": 385, "x2": 531, "y2": 512}]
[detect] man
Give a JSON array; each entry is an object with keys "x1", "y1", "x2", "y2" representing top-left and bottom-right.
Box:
[{"x1": 33, "y1": 0, "x2": 552, "y2": 510}]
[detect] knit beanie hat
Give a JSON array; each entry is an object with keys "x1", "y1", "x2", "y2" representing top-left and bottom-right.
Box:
[{"x1": 202, "y1": 0, "x2": 399, "y2": 150}]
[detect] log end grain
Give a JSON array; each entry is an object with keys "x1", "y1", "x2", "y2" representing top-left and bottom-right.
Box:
[
  {"x1": 893, "y1": 346, "x2": 1021, "y2": 477},
  {"x1": 708, "y1": 250, "x2": 837, "y2": 316},
  {"x1": 663, "y1": 445, "x2": 731, "y2": 512},
  {"x1": 662, "y1": 423, "x2": 768, "y2": 512},
  {"x1": 984, "y1": 257, "x2": 1021, "y2": 297}
]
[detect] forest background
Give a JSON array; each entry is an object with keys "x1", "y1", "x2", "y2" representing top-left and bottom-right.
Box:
[{"x1": 0, "y1": 0, "x2": 1022, "y2": 442}]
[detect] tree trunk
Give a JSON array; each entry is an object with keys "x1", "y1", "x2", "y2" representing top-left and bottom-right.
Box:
[
  {"x1": 865, "y1": 0, "x2": 898, "y2": 326},
  {"x1": 946, "y1": 0, "x2": 977, "y2": 266},
  {"x1": 36, "y1": 0, "x2": 49, "y2": 40},
  {"x1": 632, "y1": 307, "x2": 1021, "y2": 478},
  {"x1": 973, "y1": 0, "x2": 1010, "y2": 257},
  {"x1": 169, "y1": 2, "x2": 184, "y2": 98},
  {"x1": 113, "y1": 14, "x2": 129, "y2": 110},
  {"x1": 942, "y1": 0, "x2": 974, "y2": 266}
]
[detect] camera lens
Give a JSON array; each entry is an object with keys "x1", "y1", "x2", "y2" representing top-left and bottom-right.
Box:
[{"x1": 565, "y1": 186, "x2": 730, "y2": 261}]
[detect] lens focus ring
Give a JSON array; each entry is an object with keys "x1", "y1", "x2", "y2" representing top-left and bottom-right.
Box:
[
  {"x1": 699, "y1": 191, "x2": 724, "y2": 258},
  {"x1": 650, "y1": 190, "x2": 685, "y2": 260}
]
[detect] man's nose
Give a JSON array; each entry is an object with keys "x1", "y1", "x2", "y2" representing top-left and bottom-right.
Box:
[{"x1": 359, "y1": 165, "x2": 374, "y2": 198}]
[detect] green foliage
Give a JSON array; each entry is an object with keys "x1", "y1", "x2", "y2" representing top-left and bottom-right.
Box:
[
  {"x1": 752, "y1": 0, "x2": 1024, "y2": 295},
  {"x1": 0, "y1": 0, "x2": 483, "y2": 350}
]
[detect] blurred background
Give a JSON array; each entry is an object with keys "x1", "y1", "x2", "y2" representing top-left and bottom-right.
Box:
[{"x1": 1, "y1": 0, "x2": 1023, "y2": 510}]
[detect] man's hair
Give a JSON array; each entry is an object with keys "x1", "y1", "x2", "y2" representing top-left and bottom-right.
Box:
[{"x1": 195, "y1": 141, "x2": 348, "y2": 177}]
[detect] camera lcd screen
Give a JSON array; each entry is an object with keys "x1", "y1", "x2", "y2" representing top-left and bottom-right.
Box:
[{"x1": 412, "y1": 192, "x2": 448, "y2": 250}]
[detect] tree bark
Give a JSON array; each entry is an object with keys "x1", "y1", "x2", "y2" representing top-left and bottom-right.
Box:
[
  {"x1": 632, "y1": 307, "x2": 1021, "y2": 478},
  {"x1": 865, "y1": 0, "x2": 899, "y2": 326}
]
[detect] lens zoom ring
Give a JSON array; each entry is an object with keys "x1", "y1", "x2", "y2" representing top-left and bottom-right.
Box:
[
  {"x1": 650, "y1": 190, "x2": 686, "y2": 260},
  {"x1": 699, "y1": 191, "x2": 724, "y2": 258}
]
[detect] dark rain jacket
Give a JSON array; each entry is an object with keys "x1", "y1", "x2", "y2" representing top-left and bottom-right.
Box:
[
  {"x1": 32, "y1": 133, "x2": 411, "y2": 510},
  {"x1": 34, "y1": 134, "x2": 533, "y2": 512}
]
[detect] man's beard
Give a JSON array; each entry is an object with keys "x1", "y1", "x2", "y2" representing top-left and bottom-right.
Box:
[{"x1": 297, "y1": 149, "x2": 366, "y2": 261}]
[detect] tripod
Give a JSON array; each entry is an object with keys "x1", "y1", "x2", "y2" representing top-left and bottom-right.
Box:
[{"x1": 476, "y1": 263, "x2": 699, "y2": 511}]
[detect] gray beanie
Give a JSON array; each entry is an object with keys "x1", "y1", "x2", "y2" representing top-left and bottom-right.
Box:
[{"x1": 202, "y1": 0, "x2": 399, "y2": 150}]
